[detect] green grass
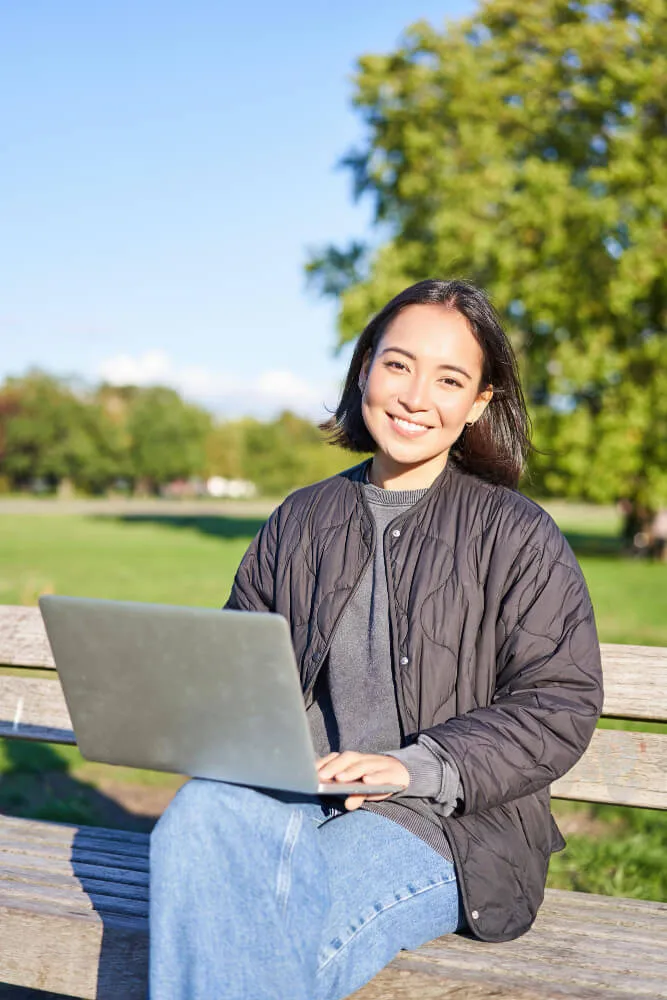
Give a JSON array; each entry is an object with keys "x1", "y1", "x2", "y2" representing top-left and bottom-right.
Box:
[
  {"x1": 0, "y1": 513, "x2": 264, "y2": 608},
  {"x1": 1, "y1": 507, "x2": 665, "y2": 643},
  {"x1": 0, "y1": 504, "x2": 665, "y2": 900}
]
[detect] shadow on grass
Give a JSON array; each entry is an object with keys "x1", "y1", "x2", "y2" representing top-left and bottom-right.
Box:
[
  {"x1": 109, "y1": 513, "x2": 267, "y2": 542},
  {"x1": 561, "y1": 530, "x2": 623, "y2": 558},
  {"x1": 0, "y1": 740, "x2": 160, "y2": 833},
  {"x1": 112, "y1": 514, "x2": 628, "y2": 561}
]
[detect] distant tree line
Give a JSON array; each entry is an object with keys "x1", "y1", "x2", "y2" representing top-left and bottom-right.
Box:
[{"x1": 0, "y1": 371, "x2": 350, "y2": 498}]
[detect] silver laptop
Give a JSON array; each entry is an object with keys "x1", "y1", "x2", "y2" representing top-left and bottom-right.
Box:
[{"x1": 39, "y1": 595, "x2": 402, "y2": 797}]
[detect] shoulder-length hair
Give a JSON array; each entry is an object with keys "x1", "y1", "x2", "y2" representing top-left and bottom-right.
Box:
[{"x1": 323, "y1": 278, "x2": 531, "y2": 489}]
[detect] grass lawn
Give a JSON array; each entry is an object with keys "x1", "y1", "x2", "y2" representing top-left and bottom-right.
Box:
[
  {"x1": 0, "y1": 505, "x2": 665, "y2": 644},
  {"x1": 0, "y1": 503, "x2": 665, "y2": 901},
  {"x1": 0, "y1": 513, "x2": 266, "y2": 609}
]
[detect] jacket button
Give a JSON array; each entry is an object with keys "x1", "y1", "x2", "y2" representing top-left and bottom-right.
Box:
[
  {"x1": 399, "y1": 656, "x2": 409, "y2": 666},
  {"x1": 391, "y1": 528, "x2": 401, "y2": 538},
  {"x1": 471, "y1": 910, "x2": 479, "y2": 920}
]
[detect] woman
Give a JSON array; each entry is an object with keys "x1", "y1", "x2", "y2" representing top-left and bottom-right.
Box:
[{"x1": 150, "y1": 279, "x2": 603, "y2": 999}]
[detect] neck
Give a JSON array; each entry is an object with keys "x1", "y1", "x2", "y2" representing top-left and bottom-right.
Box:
[{"x1": 368, "y1": 453, "x2": 449, "y2": 491}]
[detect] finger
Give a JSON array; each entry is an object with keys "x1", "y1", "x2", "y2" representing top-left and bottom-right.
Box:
[
  {"x1": 329, "y1": 761, "x2": 378, "y2": 782},
  {"x1": 315, "y1": 753, "x2": 340, "y2": 771},
  {"x1": 344, "y1": 791, "x2": 395, "y2": 810},
  {"x1": 335, "y1": 761, "x2": 399, "y2": 783},
  {"x1": 343, "y1": 794, "x2": 367, "y2": 810},
  {"x1": 318, "y1": 752, "x2": 364, "y2": 780}
]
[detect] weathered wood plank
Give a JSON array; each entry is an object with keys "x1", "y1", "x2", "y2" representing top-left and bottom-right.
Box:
[
  {"x1": 600, "y1": 643, "x2": 667, "y2": 721},
  {"x1": 0, "y1": 827, "x2": 150, "y2": 864},
  {"x1": 552, "y1": 729, "x2": 667, "y2": 808},
  {"x1": 0, "y1": 864, "x2": 149, "y2": 901},
  {"x1": 0, "y1": 836, "x2": 150, "y2": 873},
  {"x1": 0, "y1": 674, "x2": 74, "y2": 742},
  {"x1": 0, "y1": 850, "x2": 149, "y2": 886},
  {"x1": 0, "y1": 814, "x2": 150, "y2": 846},
  {"x1": 0, "y1": 830, "x2": 149, "y2": 860},
  {"x1": 0, "y1": 880, "x2": 665, "y2": 1000},
  {"x1": 1, "y1": 606, "x2": 666, "y2": 722},
  {"x1": 354, "y1": 889, "x2": 667, "y2": 1000},
  {"x1": 0, "y1": 896, "x2": 147, "y2": 1000},
  {"x1": 0, "y1": 606, "x2": 55, "y2": 668},
  {"x1": 0, "y1": 879, "x2": 148, "y2": 918},
  {"x1": 1, "y1": 688, "x2": 666, "y2": 807}
]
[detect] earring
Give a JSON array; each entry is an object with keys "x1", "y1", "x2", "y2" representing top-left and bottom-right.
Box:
[{"x1": 465, "y1": 420, "x2": 474, "y2": 427}]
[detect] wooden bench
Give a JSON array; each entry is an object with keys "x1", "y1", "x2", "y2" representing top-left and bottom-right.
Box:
[{"x1": 0, "y1": 605, "x2": 666, "y2": 999}]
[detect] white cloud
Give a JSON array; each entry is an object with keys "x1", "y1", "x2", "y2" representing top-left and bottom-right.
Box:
[{"x1": 96, "y1": 351, "x2": 339, "y2": 421}]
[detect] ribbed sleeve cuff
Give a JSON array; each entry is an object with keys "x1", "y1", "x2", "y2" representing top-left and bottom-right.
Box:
[{"x1": 387, "y1": 742, "x2": 461, "y2": 814}]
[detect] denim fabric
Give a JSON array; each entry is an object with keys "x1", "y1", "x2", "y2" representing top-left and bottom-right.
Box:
[{"x1": 149, "y1": 779, "x2": 464, "y2": 1000}]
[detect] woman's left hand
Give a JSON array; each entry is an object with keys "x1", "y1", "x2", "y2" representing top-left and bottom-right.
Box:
[{"x1": 316, "y1": 751, "x2": 409, "y2": 811}]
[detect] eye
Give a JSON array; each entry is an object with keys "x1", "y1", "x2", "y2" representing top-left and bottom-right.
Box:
[
  {"x1": 384, "y1": 360, "x2": 408, "y2": 372},
  {"x1": 439, "y1": 376, "x2": 463, "y2": 388}
]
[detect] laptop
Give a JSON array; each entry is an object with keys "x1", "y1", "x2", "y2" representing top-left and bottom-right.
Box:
[{"x1": 39, "y1": 595, "x2": 403, "y2": 797}]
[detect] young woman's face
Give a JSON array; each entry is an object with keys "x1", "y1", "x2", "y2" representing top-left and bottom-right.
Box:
[{"x1": 360, "y1": 303, "x2": 492, "y2": 487}]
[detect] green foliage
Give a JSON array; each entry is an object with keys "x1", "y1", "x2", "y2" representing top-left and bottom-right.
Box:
[
  {"x1": 0, "y1": 371, "x2": 127, "y2": 493},
  {"x1": 125, "y1": 386, "x2": 212, "y2": 492},
  {"x1": 0, "y1": 373, "x2": 351, "y2": 497},
  {"x1": 235, "y1": 411, "x2": 354, "y2": 496},
  {"x1": 549, "y1": 803, "x2": 667, "y2": 901},
  {"x1": 307, "y1": 0, "x2": 667, "y2": 512}
]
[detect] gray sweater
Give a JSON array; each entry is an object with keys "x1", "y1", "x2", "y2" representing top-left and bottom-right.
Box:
[{"x1": 307, "y1": 480, "x2": 462, "y2": 860}]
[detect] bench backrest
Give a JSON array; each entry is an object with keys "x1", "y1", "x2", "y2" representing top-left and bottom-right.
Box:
[{"x1": 0, "y1": 605, "x2": 665, "y2": 810}]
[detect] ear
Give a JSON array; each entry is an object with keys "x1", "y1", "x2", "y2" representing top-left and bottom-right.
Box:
[{"x1": 466, "y1": 385, "x2": 493, "y2": 426}]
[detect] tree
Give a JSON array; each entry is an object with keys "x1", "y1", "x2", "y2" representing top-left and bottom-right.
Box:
[
  {"x1": 238, "y1": 411, "x2": 350, "y2": 496},
  {"x1": 125, "y1": 387, "x2": 212, "y2": 493},
  {"x1": 306, "y1": 0, "x2": 667, "y2": 524},
  {"x1": 0, "y1": 372, "x2": 127, "y2": 493},
  {"x1": 204, "y1": 421, "x2": 246, "y2": 481}
]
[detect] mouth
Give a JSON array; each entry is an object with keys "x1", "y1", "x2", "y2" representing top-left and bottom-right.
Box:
[{"x1": 388, "y1": 413, "x2": 432, "y2": 436}]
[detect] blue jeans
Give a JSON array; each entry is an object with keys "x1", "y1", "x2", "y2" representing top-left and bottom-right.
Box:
[{"x1": 149, "y1": 779, "x2": 464, "y2": 1000}]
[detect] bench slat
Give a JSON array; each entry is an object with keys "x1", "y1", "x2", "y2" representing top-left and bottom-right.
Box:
[
  {"x1": 0, "y1": 879, "x2": 149, "y2": 919},
  {"x1": 0, "y1": 850, "x2": 149, "y2": 887},
  {"x1": 0, "y1": 817, "x2": 666, "y2": 1000},
  {"x1": 355, "y1": 889, "x2": 667, "y2": 999},
  {"x1": 0, "y1": 864, "x2": 149, "y2": 902},
  {"x1": 0, "y1": 894, "x2": 148, "y2": 1000},
  {"x1": 552, "y1": 729, "x2": 667, "y2": 808},
  {"x1": 0, "y1": 674, "x2": 74, "y2": 742},
  {"x1": 0, "y1": 835, "x2": 150, "y2": 872},
  {"x1": 0, "y1": 606, "x2": 55, "y2": 668},
  {"x1": 2, "y1": 606, "x2": 667, "y2": 722},
  {"x1": 600, "y1": 643, "x2": 667, "y2": 721},
  {"x1": 0, "y1": 841, "x2": 150, "y2": 877},
  {"x1": 0, "y1": 813, "x2": 150, "y2": 846},
  {"x1": 1, "y1": 881, "x2": 665, "y2": 1000},
  {"x1": 1, "y1": 675, "x2": 666, "y2": 808}
]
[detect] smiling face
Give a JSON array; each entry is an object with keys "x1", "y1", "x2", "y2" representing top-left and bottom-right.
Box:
[{"x1": 360, "y1": 303, "x2": 493, "y2": 489}]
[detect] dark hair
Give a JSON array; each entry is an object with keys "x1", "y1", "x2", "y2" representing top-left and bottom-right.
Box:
[{"x1": 322, "y1": 278, "x2": 531, "y2": 488}]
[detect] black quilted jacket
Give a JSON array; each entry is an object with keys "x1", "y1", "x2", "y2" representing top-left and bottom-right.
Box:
[{"x1": 225, "y1": 460, "x2": 603, "y2": 942}]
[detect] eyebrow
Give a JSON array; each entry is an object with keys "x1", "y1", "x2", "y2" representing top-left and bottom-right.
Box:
[{"x1": 378, "y1": 346, "x2": 473, "y2": 381}]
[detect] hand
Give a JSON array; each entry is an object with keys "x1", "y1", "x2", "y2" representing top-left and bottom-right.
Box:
[{"x1": 316, "y1": 751, "x2": 409, "y2": 811}]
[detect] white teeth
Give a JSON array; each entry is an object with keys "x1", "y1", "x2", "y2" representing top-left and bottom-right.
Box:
[{"x1": 392, "y1": 416, "x2": 428, "y2": 432}]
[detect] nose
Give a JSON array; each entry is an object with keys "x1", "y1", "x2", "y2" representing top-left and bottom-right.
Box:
[{"x1": 398, "y1": 374, "x2": 431, "y2": 412}]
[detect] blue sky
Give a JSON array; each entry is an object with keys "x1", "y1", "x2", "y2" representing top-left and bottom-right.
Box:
[{"x1": 1, "y1": 1, "x2": 475, "y2": 420}]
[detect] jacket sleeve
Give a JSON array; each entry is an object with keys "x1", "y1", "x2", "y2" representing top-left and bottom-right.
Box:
[
  {"x1": 419, "y1": 521, "x2": 604, "y2": 816},
  {"x1": 224, "y1": 507, "x2": 280, "y2": 613}
]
